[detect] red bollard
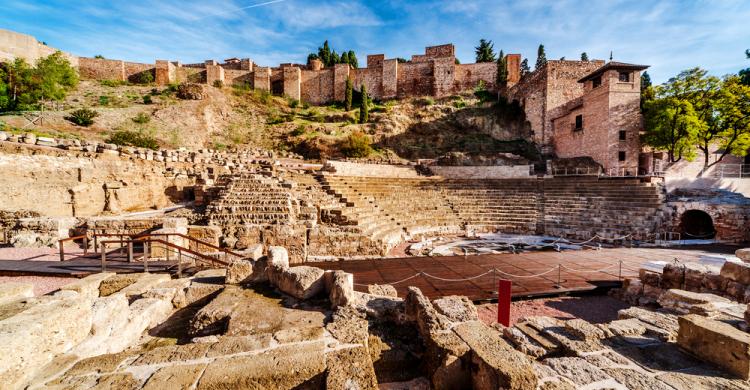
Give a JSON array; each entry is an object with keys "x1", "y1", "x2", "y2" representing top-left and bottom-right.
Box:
[{"x1": 497, "y1": 279, "x2": 512, "y2": 327}]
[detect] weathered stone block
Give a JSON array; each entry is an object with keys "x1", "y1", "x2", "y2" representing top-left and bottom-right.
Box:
[
  {"x1": 367, "y1": 284, "x2": 398, "y2": 297},
  {"x1": 677, "y1": 314, "x2": 750, "y2": 380},
  {"x1": 721, "y1": 261, "x2": 750, "y2": 285},
  {"x1": 325, "y1": 346, "x2": 378, "y2": 390},
  {"x1": 329, "y1": 270, "x2": 354, "y2": 308},
  {"x1": 226, "y1": 259, "x2": 254, "y2": 285},
  {"x1": 433, "y1": 295, "x2": 479, "y2": 323},
  {"x1": 661, "y1": 263, "x2": 685, "y2": 289},
  {"x1": 60, "y1": 272, "x2": 115, "y2": 301},
  {"x1": 736, "y1": 248, "x2": 750, "y2": 262},
  {"x1": 272, "y1": 266, "x2": 325, "y2": 300},
  {"x1": 0, "y1": 282, "x2": 34, "y2": 306}
]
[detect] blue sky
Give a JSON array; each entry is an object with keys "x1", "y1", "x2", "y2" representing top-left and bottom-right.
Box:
[{"x1": 2, "y1": 0, "x2": 749, "y2": 83}]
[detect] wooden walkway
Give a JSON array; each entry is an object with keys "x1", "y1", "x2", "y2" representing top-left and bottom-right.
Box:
[
  {"x1": 0, "y1": 250, "x2": 177, "y2": 277},
  {"x1": 313, "y1": 246, "x2": 734, "y2": 300}
]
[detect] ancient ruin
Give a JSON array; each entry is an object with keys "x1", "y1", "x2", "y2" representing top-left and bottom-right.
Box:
[{"x1": 1, "y1": 21, "x2": 750, "y2": 390}]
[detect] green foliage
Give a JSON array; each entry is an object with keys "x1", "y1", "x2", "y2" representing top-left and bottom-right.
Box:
[
  {"x1": 291, "y1": 125, "x2": 306, "y2": 136},
  {"x1": 100, "y1": 79, "x2": 128, "y2": 87},
  {"x1": 359, "y1": 84, "x2": 369, "y2": 124},
  {"x1": 496, "y1": 50, "x2": 508, "y2": 90},
  {"x1": 741, "y1": 49, "x2": 750, "y2": 86},
  {"x1": 345, "y1": 77, "x2": 353, "y2": 111},
  {"x1": 0, "y1": 51, "x2": 78, "y2": 112},
  {"x1": 107, "y1": 130, "x2": 159, "y2": 150},
  {"x1": 287, "y1": 97, "x2": 300, "y2": 108},
  {"x1": 253, "y1": 89, "x2": 272, "y2": 105},
  {"x1": 142, "y1": 95, "x2": 153, "y2": 105},
  {"x1": 212, "y1": 80, "x2": 224, "y2": 88},
  {"x1": 473, "y1": 80, "x2": 493, "y2": 103},
  {"x1": 339, "y1": 131, "x2": 373, "y2": 157},
  {"x1": 535, "y1": 44, "x2": 547, "y2": 70},
  {"x1": 132, "y1": 112, "x2": 151, "y2": 124},
  {"x1": 475, "y1": 39, "x2": 496, "y2": 63},
  {"x1": 453, "y1": 98, "x2": 467, "y2": 109},
  {"x1": 640, "y1": 71, "x2": 653, "y2": 111},
  {"x1": 65, "y1": 108, "x2": 99, "y2": 127},
  {"x1": 98, "y1": 95, "x2": 109, "y2": 106},
  {"x1": 136, "y1": 71, "x2": 153, "y2": 85},
  {"x1": 420, "y1": 97, "x2": 435, "y2": 106},
  {"x1": 396, "y1": 58, "x2": 408, "y2": 64},
  {"x1": 580, "y1": 52, "x2": 589, "y2": 61},
  {"x1": 308, "y1": 40, "x2": 358, "y2": 68},
  {"x1": 520, "y1": 59, "x2": 530, "y2": 77},
  {"x1": 94, "y1": 55, "x2": 105, "y2": 59}
]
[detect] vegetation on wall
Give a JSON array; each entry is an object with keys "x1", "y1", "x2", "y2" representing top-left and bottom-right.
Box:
[
  {"x1": 642, "y1": 66, "x2": 750, "y2": 174},
  {"x1": 580, "y1": 52, "x2": 589, "y2": 61},
  {"x1": 0, "y1": 51, "x2": 78, "y2": 112},
  {"x1": 307, "y1": 40, "x2": 359, "y2": 68}
]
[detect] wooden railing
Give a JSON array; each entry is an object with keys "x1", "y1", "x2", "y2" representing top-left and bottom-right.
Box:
[{"x1": 57, "y1": 234, "x2": 88, "y2": 261}]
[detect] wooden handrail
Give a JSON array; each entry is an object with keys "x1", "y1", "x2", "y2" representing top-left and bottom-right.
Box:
[
  {"x1": 98, "y1": 237, "x2": 230, "y2": 269},
  {"x1": 57, "y1": 234, "x2": 88, "y2": 261}
]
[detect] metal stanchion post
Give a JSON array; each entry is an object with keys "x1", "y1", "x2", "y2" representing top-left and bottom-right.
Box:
[
  {"x1": 557, "y1": 264, "x2": 562, "y2": 288},
  {"x1": 178, "y1": 249, "x2": 183, "y2": 278},
  {"x1": 101, "y1": 243, "x2": 106, "y2": 272},
  {"x1": 127, "y1": 241, "x2": 133, "y2": 263}
]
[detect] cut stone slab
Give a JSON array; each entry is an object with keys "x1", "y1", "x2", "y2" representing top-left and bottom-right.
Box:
[
  {"x1": 658, "y1": 289, "x2": 733, "y2": 315},
  {"x1": 190, "y1": 286, "x2": 247, "y2": 337},
  {"x1": 563, "y1": 318, "x2": 607, "y2": 340},
  {"x1": 453, "y1": 320, "x2": 537, "y2": 390},
  {"x1": 172, "y1": 282, "x2": 223, "y2": 309},
  {"x1": 272, "y1": 266, "x2": 325, "y2": 300},
  {"x1": 206, "y1": 335, "x2": 273, "y2": 358},
  {"x1": 325, "y1": 346, "x2": 378, "y2": 390},
  {"x1": 677, "y1": 314, "x2": 750, "y2": 380},
  {"x1": 133, "y1": 343, "x2": 211, "y2": 366},
  {"x1": 656, "y1": 366, "x2": 750, "y2": 390},
  {"x1": 544, "y1": 357, "x2": 616, "y2": 388},
  {"x1": 329, "y1": 270, "x2": 354, "y2": 308},
  {"x1": 118, "y1": 273, "x2": 171, "y2": 300},
  {"x1": 142, "y1": 363, "x2": 207, "y2": 390},
  {"x1": 326, "y1": 306, "x2": 369, "y2": 345},
  {"x1": 99, "y1": 273, "x2": 144, "y2": 297},
  {"x1": 196, "y1": 342, "x2": 326, "y2": 389},
  {"x1": 267, "y1": 246, "x2": 289, "y2": 269},
  {"x1": 60, "y1": 273, "x2": 115, "y2": 301},
  {"x1": 226, "y1": 259, "x2": 254, "y2": 284},
  {"x1": 618, "y1": 307, "x2": 679, "y2": 341},
  {"x1": 71, "y1": 293, "x2": 130, "y2": 358},
  {"x1": 503, "y1": 326, "x2": 548, "y2": 358},
  {"x1": 433, "y1": 295, "x2": 478, "y2": 323},
  {"x1": 244, "y1": 243, "x2": 264, "y2": 261},
  {"x1": 0, "y1": 282, "x2": 34, "y2": 306},
  {"x1": 368, "y1": 284, "x2": 398, "y2": 297},
  {"x1": 721, "y1": 261, "x2": 750, "y2": 285}
]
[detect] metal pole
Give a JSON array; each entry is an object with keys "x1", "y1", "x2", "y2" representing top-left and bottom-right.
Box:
[
  {"x1": 101, "y1": 243, "x2": 106, "y2": 272},
  {"x1": 143, "y1": 241, "x2": 150, "y2": 273},
  {"x1": 127, "y1": 241, "x2": 133, "y2": 263},
  {"x1": 83, "y1": 236, "x2": 88, "y2": 256},
  {"x1": 178, "y1": 248, "x2": 183, "y2": 278}
]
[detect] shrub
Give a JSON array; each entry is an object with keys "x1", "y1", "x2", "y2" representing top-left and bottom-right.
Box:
[
  {"x1": 291, "y1": 125, "x2": 306, "y2": 136},
  {"x1": 453, "y1": 98, "x2": 467, "y2": 109},
  {"x1": 65, "y1": 108, "x2": 99, "y2": 127},
  {"x1": 100, "y1": 79, "x2": 127, "y2": 87},
  {"x1": 107, "y1": 130, "x2": 159, "y2": 150},
  {"x1": 253, "y1": 89, "x2": 272, "y2": 105},
  {"x1": 359, "y1": 84, "x2": 369, "y2": 124},
  {"x1": 339, "y1": 131, "x2": 373, "y2": 157},
  {"x1": 288, "y1": 98, "x2": 299, "y2": 108},
  {"x1": 474, "y1": 80, "x2": 493, "y2": 103},
  {"x1": 421, "y1": 97, "x2": 435, "y2": 106},
  {"x1": 98, "y1": 96, "x2": 109, "y2": 106},
  {"x1": 132, "y1": 112, "x2": 151, "y2": 124},
  {"x1": 213, "y1": 80, "x2": 224, "y2": 88},
  {"x1": 142, "y1": 95, "x2": 153, "y2": 104},
  {"x1": 136, "y1": 71, "x2": 154, "y2": 85}
]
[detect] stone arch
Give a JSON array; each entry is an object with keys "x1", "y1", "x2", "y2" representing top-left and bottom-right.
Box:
[{"x1": 679, "y1": 209, "x2": 716, "y2": 239}]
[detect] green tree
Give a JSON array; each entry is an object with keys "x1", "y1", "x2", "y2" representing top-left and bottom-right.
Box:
[
  {"x1": 475, "y1": 39, "x2": 496, "y2": 63},
  {"x1": 347, "y1": 50, "x2": 358, "y2": 69},
  {"x1": 94, "y1": 55, "x2": 105, "y2": 59},
  {"x1": 341, "y1": 51, "x2": 349, "y2": 66},
  {"x1": 740, "y1": 49, "x2": 750, "y2": 86},
  {"x1": 0, "y1": 51, "x2": 77, "y2": 112},
  {"x1": 359, "y1": 84, "x2": 369, "y2": 124},
  {"x1": 580, "y1": 52, "x2": 589, "y2": 61},
  {"x1": 345, "y1": 77, "x2": 353, "y2": 111},
  {"x1": 640, "y1": 71, "x2": 654, "y2": 111},
  {"x1": 535, "y1": 44, "x2": 547, "y2": 70},
  {"x1": 496, "y1": 50, "x2": 508, "y2": 90},
  {"x1": 318, "y1": 40, "x2": 331, "y2": 67},
  {"x1": 520, "y1": 58, "x2": 530, "y2": 77}
]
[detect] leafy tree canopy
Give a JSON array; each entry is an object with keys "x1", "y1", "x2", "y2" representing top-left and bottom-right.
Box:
[
  {"x1": 308, "y1": 41, "x2": 359, "y2": 68},
  {"x1": 0, "y1": 51, "x2": 78, "y2": 112},
  {"x1": 475, "y1": 39, "x2": 496, "y2": 63}
]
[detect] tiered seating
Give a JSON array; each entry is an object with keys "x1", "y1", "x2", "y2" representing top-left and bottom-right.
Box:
[
  {"x1": 542, "y1": 177, "x2": 667, "y2": 239},
  {"x1": 441, "y1": 179, "x2": 540, "y2": 233},
  {"x1": 320, "y1": 176, "x2": 463, "y2": 251},
  {"x1": 207, "y1": 174, "x2": 296, "y2": 226}
]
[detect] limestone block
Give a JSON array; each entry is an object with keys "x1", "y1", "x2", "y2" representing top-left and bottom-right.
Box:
[
  {"x1": 329, "y1": 270, "x2": 354, "y2": 308},
  {"x1": 684, "y1": 262, "x2": 711, "y2": 290},
  {"x1": 367, "y1": 284, "x2": 398, "y2": 297},
  {"x1": 190, "y1": 286, "x2": 245, "y2": 337},
  {"x1": 325, "y1": 346, "x2": 378, "y2": 390},
  {"x1": 70, "y1": 293, "x2": 130, "y2": 358},
  {"x1": 172, "y1": 282, "x2": 223, "y2": 309},
  {"x1": 22, "y1": 132, "x2": 36, "y2": 144},
  {"x1": 60, "y1": 273, "x2": 115, "y2": 301},
  {"x1": 0, "y1": 291, "x2": 93, "y2": 388},
  {"x1": 720, "y1": 261, "x2": 750, "y2": 285},
  {"x1": 100, "y1": 298, "x2": 172, "y2": 355},
  {"x1": 117, "y1": 273, "x2": 171, "y2": 300},
  {"x1": 405, "y1": 287, "x2": 451, "y2": 334},
  {"x1": 453, "y1": 321, "x2": 537, "y2": 390},
  {"x1": 503, "y1": 326, "x2": 547, "y2": 357},
  {"x1": 272, "y1": 266, "x2": 325, "y2": 300},
  {"x1": 658, "y1": 289, "x2": 733, "y2": 315},
  {"x1": 433, "y1": 295, "x2": 479, "y2": 323},
  {"x1": 267, "y1": 246, "x2": 289, "y2": 269},
  {"x1": 354, "y1": 292, "x2": 406, "y2": 324},
  {"x1": 678, "y1": 314, "x2": 750, "y2": 380},
  {"x1": 245, "y1": 243, "x2": 264, "y2": 261},
  {"x1": 99, "y1": 273, "x2": 143, "y2": 297},
  {"x1": 0, "y1": 131, "x2": 7, "y2": 141},
  {"x1": 143, "y1": 363, "x2": 207, "y2": 390},
  {"x1": 544, "y1": 357, "x2": 614, "y2": 388},
  {"x1": 564, "y1": 319, "x2": 608, "y2": 340},
  {"x1": 226, "y1": 259, "x2": 254, "y2": 284},
  {"x1": 0, "y1": 282, "x2": 34, "y2": 306},
  {"x1": 35, "y1": 136, "x2": 57, "y2": 147},
  {"x1": 737, "y1": 248, "x2": 750, "y2": 262},
  {"x1": 661, "y1": 263, "x2": 685, "y2": 289}
]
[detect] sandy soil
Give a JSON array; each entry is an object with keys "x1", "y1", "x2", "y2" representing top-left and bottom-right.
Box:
[
  {"x1": 476, "y1": 295, "x2": 631, "y2": 326},
  {"x1": 0, "y1": 275, "x2": 75, "y2": 296}
]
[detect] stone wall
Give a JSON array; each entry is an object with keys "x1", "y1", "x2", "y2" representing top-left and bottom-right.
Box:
[
  {"x1": 0, "y1": 28, "x2": 78, "y2": 66},
  {"x1": 428, "y1": 165, "x2": 532, "y2": 179},
  {"x1": 323, "y1": 160, "x2": 421, "y2": 178},
  {"x1": 78, "y1": 57, "x2": 125, "y2": 81}
]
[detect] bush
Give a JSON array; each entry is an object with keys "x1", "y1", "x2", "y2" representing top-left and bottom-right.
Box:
[
  {"x1": 253, "y1": 89, "x2": 272, "y2": 105},
  {"x1": 132, "y1": 112, "x2": 151, "y2": 124},
  {"x1": 142, "y1": 95, "x2": 153, "y2": 104},
  {"x1": 453, "y1": 98, "x2": 467, "y2": 109},
  {"x1": 98, "y1": 96, "x2": 109, "y2": 106},
  {"x1": 136, "y1": 71, "x2": 154, "y2": 85},
  {"x1": 339, "y1": 131, "x2": 373, "y2": 157},
  {"x1": 107, "y1": 130, "x2": 159, "y2": 150},
  {"x1": 100, "y1": 79, "x2": 127, "y2": 87},
  {"x1": 474, "y1": 80, "x2": 493, "y2": 103},
  {"x1": 291, "y1": 125, "x2": 306, "y2": 136},
  {"x1": 288, "y1": 98, "x2": 300, "y2": 108},
  {"x1": 213, "y1": 80, "x2": 224, "y2": 88},
  {"x1": 421, "y1": 97, "x2": 435, "y2": 106},
  {"x1": 65, "y1": 108, "x2": 99, "y2": 127}
]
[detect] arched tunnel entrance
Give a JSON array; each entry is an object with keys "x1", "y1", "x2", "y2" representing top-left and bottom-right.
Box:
[{"x1": 679, "y1": 210, "x2": 716, "y2": 239}]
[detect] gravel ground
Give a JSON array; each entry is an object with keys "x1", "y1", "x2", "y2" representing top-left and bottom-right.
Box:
[
  {"x1": 0, "y1": 247, "x2": 86, "y2": 262},
  {"x1": 0, "y1": 275, "x2": 76, "y2": 296},
  {"x1": 476, "y1": 295, "x2": 631, "y2": 326}
]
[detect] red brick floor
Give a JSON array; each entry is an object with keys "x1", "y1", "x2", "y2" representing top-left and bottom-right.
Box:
[{"x1": 313, "y1": 246, "x2": 735, "y2": 300}]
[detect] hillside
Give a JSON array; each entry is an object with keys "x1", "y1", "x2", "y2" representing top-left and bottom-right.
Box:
[{"x1": 0, "y1": 80, "x2": 537, "y2": 162}]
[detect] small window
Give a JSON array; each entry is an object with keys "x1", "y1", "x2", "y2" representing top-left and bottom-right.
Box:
[
  {"x1": 574, "y1": 115, "x2": 583, "y2": 131},
  {"x1": 619, "y1": 130, "x2": 627, "y2": 141},
  {"x1": 592, "y1": 76, "x2": 601, "y2": 88},
  {"x1": 619, "y1": 72, "x2": 630, "y2": 82},
  {"x1": 618, "y1": 151, "x2": 626, "y2": 161}
]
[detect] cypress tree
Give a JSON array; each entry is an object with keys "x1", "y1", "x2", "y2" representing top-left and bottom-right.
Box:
[
  {"x1": 340, "y1": 52, "x2": 349, "y2": 66},
  {"x1": 580, "y1": 52, "x2": 589, "y2": 61},
  {"x1": 359, "y1": 84, "x2": 369, "y2": 124},
  {"x1": 475, "y1": 39, "x2": 496, "y2": 63},
  {"x1": 345, "y1": 77, "x2": 353, "y2": 111},
  {"x1": 496, "y1": 50, "x2": 508, "y2": 90},
  {"x1": 348, "y1": 50, "x2": 358, "y2": 69},
  {"x1": 535, "y1": 44, "x2": 547, "y2": 70},
  {"x1": 520, "y1": 58, "x2": 530, "y2": 76}
]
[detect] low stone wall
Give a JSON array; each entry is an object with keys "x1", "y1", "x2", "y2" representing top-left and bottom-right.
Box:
[
  {"x1": 323, "y1": 160, "x2": 421, "y2": 178},
  {"x1": 429, "y1": 164, "x2": 532, "y2": 179}
]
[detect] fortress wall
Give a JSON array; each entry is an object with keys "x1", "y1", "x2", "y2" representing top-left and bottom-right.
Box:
[
  {"x1": 455, "y1": 62, "x2": 497, "y2": 92},
  {"x1": 177, "y1": 67, "x2": 205, "y2": 83},
  {"x1": 425, "y1": 44, "x2": 455, "y2": 58},
  {"x1": 351, "y1": 67, "x2": 384, "y2": 99},
  {"x1": 78, "y1": 57, "x2": 126, "y2": 81},
  {"x1": 397, "y1": 61, "x2": 433, "y2": 97},
  {"x1": 0, "y1": 28, "x2": 78, "y2": 66},
  {"x1": 223, "y1": 69, "x2": 253, "y2": 86},
  {"x1": 301, "y1": 68, "x2": 335, "y2": 105},
  {"x1": 124, "y1": 61, "x2": 154, "y2": 83}
]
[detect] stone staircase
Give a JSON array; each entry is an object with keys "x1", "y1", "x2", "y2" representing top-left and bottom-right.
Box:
[{"x1": 207, "y1": 173, "x2": 297, "y2": 226}]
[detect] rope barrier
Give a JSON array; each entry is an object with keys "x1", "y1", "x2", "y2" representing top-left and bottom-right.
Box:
[{"x1": 493, "y1": 267, "x2": 559, "y2": 278}]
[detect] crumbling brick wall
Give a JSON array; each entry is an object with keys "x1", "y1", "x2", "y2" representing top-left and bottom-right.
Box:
[{"x1": 301, "y1": 68, "x2": 335, "y2": 104}]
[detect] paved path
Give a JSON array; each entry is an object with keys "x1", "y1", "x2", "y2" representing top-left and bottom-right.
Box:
[{"x1": 313, "y1": 245, "x2": 738, "y2": 300}]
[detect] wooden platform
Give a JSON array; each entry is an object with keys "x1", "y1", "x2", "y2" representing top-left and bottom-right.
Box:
[{"x1": 313, "y1": 246, "x2": 733, "y2": 300}]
